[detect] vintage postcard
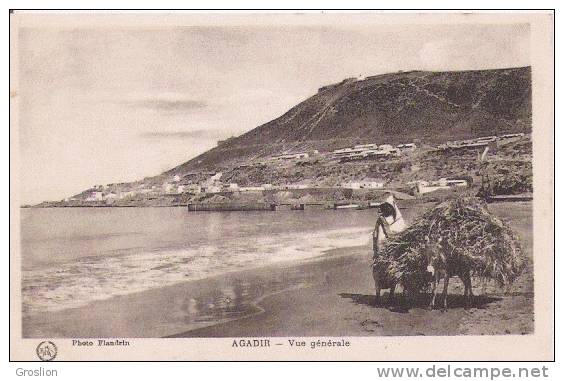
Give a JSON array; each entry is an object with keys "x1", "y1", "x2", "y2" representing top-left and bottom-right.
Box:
[{"x1": 9, "y1": 11, "x2": 554, "y2": 361}]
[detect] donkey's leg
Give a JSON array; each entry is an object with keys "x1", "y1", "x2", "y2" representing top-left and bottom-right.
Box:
[
  {"x1": 429, "y1": 276, "x2": 439, "y2": 310},
  {"x1": 463, "y1": 278, "x2": 469, "y2": 300},
  {"x1": 442, "y1": 274, "x2": 450, "y2": 311},
  {"x1": 388, "y1": 283, "x2": 396, "y2": 306},
  {"x1": 462, "y1": 273, "x2": 473, "y2": 309}
]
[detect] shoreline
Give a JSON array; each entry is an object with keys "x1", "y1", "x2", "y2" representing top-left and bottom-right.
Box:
[
  {"x1": 23, "y1": 201, "x2": 533, "y2": 338},
  {"x1": 23, "y1": 192, "x2": 533, "y2": 210},
  {"x1": 22, "y1": 245, "x2": 368, "y2": 338}
]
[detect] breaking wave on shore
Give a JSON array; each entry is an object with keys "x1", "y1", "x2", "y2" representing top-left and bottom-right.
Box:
[{"x1": 22, "y1": 226, "x2": 372, "y2": 316}]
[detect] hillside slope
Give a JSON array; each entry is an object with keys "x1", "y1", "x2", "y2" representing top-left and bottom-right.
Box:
[
  {"x1": 34, "y1": 66, "x2": 533, "y2": 207},
  {"x1": 170, "y1": 66, "x2": 531, "y2": 173}
]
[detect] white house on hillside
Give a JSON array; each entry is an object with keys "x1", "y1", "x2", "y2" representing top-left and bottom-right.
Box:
[
  {"x1": 342, "y1": 181, "x2": 361, "y2": 189},
  {"x1": 86, "y1": 191, "x2": 104, "y2": 201},
  {"x1": 342, "y1": 178, "x2": 385, "y2": 189},
  {"x1": 163, "y1": 183, "x2": 174, "y2": 193},
  {"x1": 360, "y1": 178, "x2": 385, "y2": 189},
  {"x1": 397, "y1": 143, "x2": 417, "y2": 152}
]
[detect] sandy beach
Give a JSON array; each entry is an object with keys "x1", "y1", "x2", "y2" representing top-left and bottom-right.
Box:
[
  {"x1": 170, "y1": 202, "x2": 534, "y2": 338},
  {"x1": 23, "y1": 201, "x2": 533, "y2": 338}
]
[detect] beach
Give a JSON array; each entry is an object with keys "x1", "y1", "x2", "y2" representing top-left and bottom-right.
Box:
[
  {"x1": 23, "y1": 201, "x2": 533, "y2": 338},
  {"x1": 171, "y1": 202, "x2": 533, "y2": 338}
]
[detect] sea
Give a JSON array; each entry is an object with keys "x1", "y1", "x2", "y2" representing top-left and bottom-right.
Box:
[{"x1": 21, "y1": 207, "x2": 391, "y2": 318}]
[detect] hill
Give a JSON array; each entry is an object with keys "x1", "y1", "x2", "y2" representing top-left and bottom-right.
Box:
[
  {"x1": 168, "y1": 66, "x2": 531, "y2": 174},
  {"x1": 36, "y1": 66, "x2": 533, "y2": 207}
]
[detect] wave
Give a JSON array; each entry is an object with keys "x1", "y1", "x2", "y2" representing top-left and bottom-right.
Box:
[{"x1": 22, "y1": 226, "x2": 372, "y2": 316}]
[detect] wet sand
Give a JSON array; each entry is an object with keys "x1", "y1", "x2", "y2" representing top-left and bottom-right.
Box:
[
  {"x1": 170, "y1": 202, "x2": 534, "y2": 338},
  {"x1": 24, "y1": 247, "x2": 370, "y2": 338},
  {"x1": 24, "y1": 202, "x2": 533, "y2": 338}
]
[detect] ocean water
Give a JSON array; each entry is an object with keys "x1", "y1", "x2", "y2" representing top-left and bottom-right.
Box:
[{"x1": 21, "y1": 207, "x2": 386, "y2": 317}]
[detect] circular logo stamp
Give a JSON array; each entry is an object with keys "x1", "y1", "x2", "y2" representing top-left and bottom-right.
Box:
[{"x1": 36, "y1": 341, "x2": 57, "y2": 361}]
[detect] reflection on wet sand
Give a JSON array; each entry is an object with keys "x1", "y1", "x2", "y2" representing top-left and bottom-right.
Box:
[{"x1": 178, "y1": 268, "x2": 318, "y2": 328}]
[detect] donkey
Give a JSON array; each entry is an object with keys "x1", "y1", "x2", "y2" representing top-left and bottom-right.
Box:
[{"x1": 423, "y1": 236, "x2": 474, "y2": 310}]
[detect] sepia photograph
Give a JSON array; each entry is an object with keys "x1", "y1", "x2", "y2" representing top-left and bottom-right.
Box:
[{"x1": 9, "y1": 11, "x2": 554, "y2": 361}]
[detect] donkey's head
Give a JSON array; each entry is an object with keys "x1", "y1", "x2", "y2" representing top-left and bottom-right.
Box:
[{"x1": 423, "y1": 236, "x2": 444, "y2": 276}]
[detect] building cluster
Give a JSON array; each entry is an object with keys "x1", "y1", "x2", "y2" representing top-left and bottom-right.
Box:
[
  {"x1": 199, "y1": 172, "x2": 309, "y2": 194},
  {"x1": 84, "y1": 174, "x2": 200, "y2": 202},
  {"x1": 333, "y1": 142, "x2": 416, "y2": 162},
  {"x1": 341, "y1": 178, "x2": 386, "y2": 189},
  {"x1": 438, "y1": 133, "x2": 525, "y2": 150},
  {"x1": 79, "y1": 133, "x2": 527, "y2": 203},
  {"x1": 83, "y1": 173, "x2": 270, "y2": 202},
  {"x1": 268, "y1": 150, "x2": 319, "y2": 161}
]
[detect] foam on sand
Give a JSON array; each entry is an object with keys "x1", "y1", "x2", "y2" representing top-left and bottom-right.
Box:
[{"x1": 22, "y1": 226, "x2": 372, "y2": 315}]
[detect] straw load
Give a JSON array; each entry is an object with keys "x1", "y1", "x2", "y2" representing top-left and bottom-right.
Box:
[{"x1": 375, "y1": 196, "x2": 525, "y2": 293}]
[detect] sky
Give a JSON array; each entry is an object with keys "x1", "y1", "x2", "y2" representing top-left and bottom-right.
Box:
[{"x1": 16, "y1": 18, "x2": 531, "y2": 204}]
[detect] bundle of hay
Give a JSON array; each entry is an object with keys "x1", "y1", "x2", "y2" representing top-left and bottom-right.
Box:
[{"x1": 375, "y1": 196, "x2": 525, "y2": 292}]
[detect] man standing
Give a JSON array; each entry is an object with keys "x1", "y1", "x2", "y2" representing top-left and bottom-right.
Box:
[
  {"x1": 371, "y1": 192, "x2": 407, "y2": 303},
  {"x1": 372, "y1": 192, "x2": 406, "y2": 258}
]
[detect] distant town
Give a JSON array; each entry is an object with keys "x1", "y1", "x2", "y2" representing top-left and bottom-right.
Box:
[{"x1": 29, "y1": 132, "x2": 529, "y2": 210}]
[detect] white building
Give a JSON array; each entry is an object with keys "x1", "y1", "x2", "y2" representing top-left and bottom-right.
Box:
[
  {"x1": 379, "y1": 144, "x2": 394, "y2": 151},
  {"x1": 445, "y1": 179, "x2": 468, "y2": 187},
  {"x1": 365, "y1": 149, "x2": 392, "y2": 157},
  {"x1": 209, "y1": 172, "x2": 223, "y2": 182},
  {"x1": 412, "y1": 178, "x2": 468, "y2": 195},
  {"x1": 86, "y1": 191, "x2": 104, "y2": 201},
  {"x1": 163, "y1": 183, "x2": 174, "y2": 193},
  {"x1": 434, "y1": 178, "x2": 449, "y2": 187},
  {"x1": 185, "y1": 185, "x2": 202, "y2": 194},
  {"x1": 204, "y1": 185, "x2": 222, "y2": 194},
  {"x1": 359, "y1": 179, "x2": 385, "y2": 189},
  {"x1": 407, "y1": 180, "x2": 429, "y2": 187},
  {"x1": 286, "y1": 184, "x2": 309, "y2": 190},
  {"x1": 119, "y1": 191, "x2": 137, "y2": 199},
  {"x1": 354, "y1": 143, "x2": 378, "y2": 150},
  {"x1": 476, "y1": 136, "x2": 497, "y2": 142},
  {"x1": 273, "y1": 152, "x2": 310, "y2": 160},
  {"x1": 239, "y1": 186, "x2": 265, "y2": 192},
  {"x1": 432, "y1": 178, "x2": 468, "y2": 187},
  {"x1": 397, "y1": 143, "x2": 417, "y2": 152},
  {"x1": 173, "y1": 175, "x2": 181, "y2": 182},
  {"x1": 333, "y1": 147, "x2": 365, "y2": 157},
  {"x1": 442, "y1": 136, "x2": 498, "y2": 150},
  {"x1": 228, "y1": 183, "x2": 239, "y2": 190},
  {"x1": 343, "y1": 178, "x2": 385, "y2": 189},
  {"x1": 339, "y1": 152, "x2": 370, "y2": 161},
  {"x1": 341, "y1": 181, "x2": 361, "y2": 189},
  {"x1": 501, "y1": 133, "x2": 525, "y2": 139},
  {"x1": 415, "y1": 184, "x2": 448, "y2": 194}
]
